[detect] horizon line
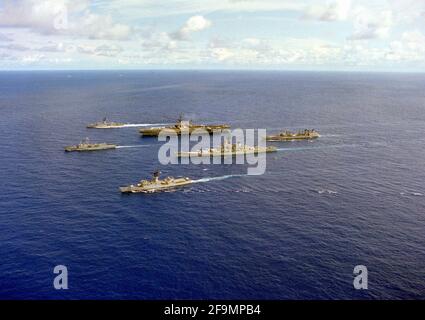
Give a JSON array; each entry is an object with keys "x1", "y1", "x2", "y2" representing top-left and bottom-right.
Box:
[{"x1": 1, "y1": 68, "x2": 425, "y2": 74}]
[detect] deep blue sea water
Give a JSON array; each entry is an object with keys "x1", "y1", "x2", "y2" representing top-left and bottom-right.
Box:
[{"x1": 0, "y1": 71, "x2": 424, "y2": 299}]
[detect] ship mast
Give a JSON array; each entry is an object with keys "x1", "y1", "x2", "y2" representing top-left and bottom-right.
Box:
[{"x1": 152, "y1": 170, "x2": 161, "y2": 182}]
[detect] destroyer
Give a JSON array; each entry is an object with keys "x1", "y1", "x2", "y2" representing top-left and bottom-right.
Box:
[
  {"x1": 87, "y1": 117, "x2": 127, "y2": 129},
  {"x1": 140, "y1": 115, "x2": 230, "y2": 137},
  {"x1": 177, "y1": 140, "x2": 277, "y2": 158},
  {"x1": 120, "y1": 171, "x2": 193, "y2": 194},
  {"x1": 266, "y1": 129, "x2": 320, "y2": 141},
  {"x1": 65, "y1": 138, "x2": 116, "y2": 152}
]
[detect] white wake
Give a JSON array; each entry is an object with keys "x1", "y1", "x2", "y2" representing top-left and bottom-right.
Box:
[
  {"x1": 116, "y1": 145, "x2": 152, "y2": 149},
  {"x1": 192, "y1": 174, "x2": 246, "y2": 184},
  {"x1": 276, "y1": 144, "x2": 359, "y2": 152},
  {"x1": 118, "y1": 123, "x2": 170, "y2": 128}
]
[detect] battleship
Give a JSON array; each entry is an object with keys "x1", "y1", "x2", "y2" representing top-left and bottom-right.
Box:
[
  {"x1": 65, "y1": 138, "x2": 117, "y2": 152},
  {"x1": 120, "y1": 171, "x2": 193, "y2": 194},
  {"x1": 177, "y1": 140, "x2": 277, "y2": 158},
  {"x1": 140, "y1": 115, "x2": 230, "y2": 137},
  {"x1": 266, "y1": 129, "x2": 320, "y2": 141},
  {"x1": 87, "y1": 117, "x2": 127, "y2": 129}
]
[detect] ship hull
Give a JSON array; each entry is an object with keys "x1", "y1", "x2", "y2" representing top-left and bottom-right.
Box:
[
  {"x1": 140, "y1": 125, "x2": 230, "y2": 137},
  {"x1": 177, "y1": 146, "x2": 277, "y2": 158},
  {"x1": 266, "y1": 134, "x2": 320, "y2": 141},
  {"x1": 65, "y1": 145, "x2": 117, "y2": 152},
  {"x1": 87, "y1": 124, "x2": 126, "y2": 129}
]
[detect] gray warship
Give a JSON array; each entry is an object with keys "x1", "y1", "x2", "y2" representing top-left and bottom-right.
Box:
[
  {"x1": 177, "y1": 140, "x2": 277, "y2": 158},
  {"x1": 120, "y1": 171, "x2": 193, "y2": 194},
  {"x1": 87, "y1": 117, "x2": 127, "y2": 129},
  {"x1": 65, "y1": 138, "x2": 117, "y2": 152},
  {"x1": 266, "y1": 129, "x2": 320, "y2": 141}
]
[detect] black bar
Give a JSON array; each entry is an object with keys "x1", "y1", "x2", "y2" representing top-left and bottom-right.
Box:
[{"x1": 0, "y1": 300, "x2": 422, "y2": 318}]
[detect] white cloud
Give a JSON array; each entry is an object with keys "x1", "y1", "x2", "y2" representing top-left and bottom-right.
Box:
[
  {"x1": 0, "y1": 0, "x2": 73, "y2": 32},
  {"x1": 242, "y1": 38, "x2": 261, "y2": 46},
  {"x1": 210, "y1": 47, "x2": 235, "y2": 61},
  {"x1": 1, "y1": 0, "x2": 425, "y2": 70},
  {"x1": 0, "y1": 33, "x2": 12, "y2": 41},
  {"x1": 207, "y1": 36, "x2": 343, "y2": 66},
  {"x1": 388, "y1": 0, "x2": 425, "y2": 24},
  {"x1": 401, "y1": 30, "x2": 425, "y2": 49},
  {"x1": 183, "y1": 15, "x2": 211, "y2": 33},
  {"x1": 0, "y1": 0, "x2": 132, "y2": 40},
  {"x1": 171, "y1": 15, "x2": 212, "y2": 40},
  {"x1": 74, "y1": 14, "x2": 132, "y2": 40},
  {"x1": 142, "y1": 31, "x2": 177, "y2": 50},
  {"x1": 349, "y1": 9, "x2": 393, "y2": 40},
  {"x1": 78, "y1": 44, "x2": 123, "y2": 57},
  {"x1": 386, "y1": 30, "x2": 425, "y2": 61},
  {"x1": 21, "y1": 53, "x2": 46, "y2": 63},
  {"x1": 94, "y1": 0, "x2": 305, "y2": 19},
  {"x1": 303, "y1": 0, "x2": 351, "y2": 21}
]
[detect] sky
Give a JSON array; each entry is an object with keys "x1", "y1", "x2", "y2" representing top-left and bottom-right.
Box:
[{"x1": 0, "y1": 0, "x2": 425, "y2": 71}]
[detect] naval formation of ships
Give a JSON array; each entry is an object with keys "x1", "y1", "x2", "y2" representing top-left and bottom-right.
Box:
[{"x1": 65, "y1": 115, "x2": 320, "y2": 193}]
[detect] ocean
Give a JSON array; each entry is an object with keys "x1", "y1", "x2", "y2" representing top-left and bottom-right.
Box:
[{"x1": 0, "y1": 70, "x2": 424, "y2": 299}]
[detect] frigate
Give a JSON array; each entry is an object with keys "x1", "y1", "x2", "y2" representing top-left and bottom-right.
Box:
[
  {"x1": 87, "y1": 117, "x2": 127, "y2": 129},
  {"x1": 65, "y1": 138, "x2": 116, "y2": 152},
  {"x1": 266, "y1": 129, "x2": 320, "y2": 141},
  {"x1": 120, "y1": 171, "x2": 193, "y2": 194}
]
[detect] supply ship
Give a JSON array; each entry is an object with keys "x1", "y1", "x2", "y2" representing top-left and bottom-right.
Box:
[{"x1": 120, "y1": 171, "x2": 193, "y2": 194}]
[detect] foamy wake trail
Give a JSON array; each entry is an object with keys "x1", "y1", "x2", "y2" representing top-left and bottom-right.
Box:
[
  {"x1": 320, "y1": 134, "x2": 342, "y2": 138},
  {"x1": 192, "y1": 174, "x2": 246, "y2": 184},
  {"x1": 276, "y1": 144, "x2": 358, "y2": 152},
  {"x1": 116, "y1": 145, "x2": 152, "y2": 149},
  {"x1": 119, "y1": 123, "x2": 170, "y2": 128}
]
